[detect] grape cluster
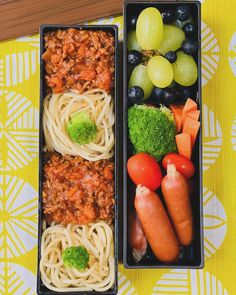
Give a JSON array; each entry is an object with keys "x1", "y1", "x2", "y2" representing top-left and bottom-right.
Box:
[{"x1": 127, "y1": 5, "x2": 198, "y2": 105}]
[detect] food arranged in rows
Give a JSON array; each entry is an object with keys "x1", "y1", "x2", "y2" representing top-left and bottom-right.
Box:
[
  {"x1": 39, "y1": 28, "x2": 116, "y2": 292},
  {"x1": 127, "y1": 5, "x2": 198, "y2": 105},
  {"x1": 126, "y1": 6, "x2": 200, "y2": 264}
]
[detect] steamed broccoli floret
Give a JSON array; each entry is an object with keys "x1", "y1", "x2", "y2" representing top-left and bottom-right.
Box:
[
  {"x1": 62, "y1": 246, "x2": 89, "y2": 270},
  {"x1": 128, "y1": 105, "x2": 177, "y2": 160},
  {"x1": 66, "y1": 111, "x2": 97, "y2": 144}
]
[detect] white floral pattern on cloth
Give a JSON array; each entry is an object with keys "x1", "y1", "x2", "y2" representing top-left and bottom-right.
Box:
[
  {"x1": 203, "y1": 104, "x2": 222, "y2": 171},
  {"x1": 231, "y1": 116, "x2": 236, "y2": 151},
  {"x1": 0, "y1": 175, "x2": 38, "y2": 258},
  {"x1": 16, "y1": 36, "x2": 40, "y2": 48},
  {"x1": 118, "y1": 272, "x2": 138, "y2": 295},
  {"x1": 203, "y1": 187, "x2": 227, "y2": 258},
  {"x1": 0, "y1": 262, "x2": 36, "y2": 294},
  {"x1": 152, "y1": 269, "x2": 229, "y2": 295},
  {"x1": 0, "y1": 50, "x2": 39, "y2": 87},
  {"x1": 228, "y1": 32, "x2": 236, "y2": 77},
  {"x1": 201, "y1": 21, "x2": 220, "y2": 86},
  {"x1": 0, "y1": 90, "x2": 39, "y2": 171}
]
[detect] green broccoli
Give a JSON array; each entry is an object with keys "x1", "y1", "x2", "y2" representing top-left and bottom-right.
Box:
[
  {"x1": 62, "y1": 246, "x2": 89, "y2": 270},
  {"x1": 128, "y1": 104, "x2": 177, "y2": 161},
  {"x1": 66, "y1": 111, "x2": 97, "y2": 145}
]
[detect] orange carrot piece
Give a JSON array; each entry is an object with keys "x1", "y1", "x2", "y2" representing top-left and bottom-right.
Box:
[
  {"x1": 183, "y1": 98, "x2": 197, "y2": 114},
  {"x1": 175, "y1": 133, "x2": 192, "y2": 159},
  {"x1": 182, "y1": 110, "x2": 200, "y2": 126},
  {"x1": 170, "y1": 104, "x2": 184, "y2": 133},
  {"x1": 182, "y1": 117, "x2": 200, "y2": 147},
  {"x1": 182, "y1": 98, "x2": 198, "y2": 127},
  {"x1": 187, "y1": 110, "x2": 200, "y2": 121}
]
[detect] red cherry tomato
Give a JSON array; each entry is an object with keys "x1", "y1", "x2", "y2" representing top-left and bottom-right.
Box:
[
  {"x1": 162, "y1": 153, "x2": 195, "y2": 179},
  {"x1": 127, "y1": 153, "x2": 162, "y2": 190}
]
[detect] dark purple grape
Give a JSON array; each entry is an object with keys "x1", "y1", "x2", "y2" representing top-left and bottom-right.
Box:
[
  {"x1": 176, "y1": 86, "x2": 192, "y2": 102},
  {"x1": 175, "y1": 5, "x2": 191, "y2": 21},
  {"x1": 162, "y1": 88, "x2": 177, "y2": 105},
  {"x1": 182, "y1": 39, "x2": 198, "y2": 55},
  {"x1": 181, "y1": 87, "x2": 192, "y2": 100},
  {"x1": 150, "y1": 86, "x2": 163, "y2": 104},
  {"x1": 128, "y1": 86, "x2": 144, "y2": 103},
  {"x1": 174, "y1": 87, "x2": 182, "y2": 99},
  {"x1": 165, "y1": 51, "x2": 177, "y2": 63},
  {"x1": 162, "y1": 10, "x2": 174, "y2": 24},
  {"x1": 127, "y1": 50, "x2": 142, "y2": 66},
  {"x1": 183, "y1": 23, "x2": 196, "y2": 37}
]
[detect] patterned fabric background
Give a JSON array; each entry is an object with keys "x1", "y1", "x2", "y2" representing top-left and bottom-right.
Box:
[{"x1": 0, "y1": 0, "x2": 236, "y2": 293}]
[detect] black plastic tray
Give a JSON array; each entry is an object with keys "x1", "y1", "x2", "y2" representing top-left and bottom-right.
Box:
[
  {"x1": 123, "y1": 0, "x2": 204, "y2": 269},
  {"x1": 37, "y1": 24, "x2": 119, "y2": 295}
]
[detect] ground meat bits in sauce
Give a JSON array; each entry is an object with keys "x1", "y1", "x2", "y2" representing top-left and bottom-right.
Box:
[
  {"x1": 43, "y1": 153, "x2": 115, "y2": 225},
  {"x1": 42, "y1": 28, "x2": 115, "y2": 93}
]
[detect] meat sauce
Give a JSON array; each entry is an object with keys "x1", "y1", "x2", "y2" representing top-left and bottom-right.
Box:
[
  {"x1": 42, "y1": 28, "x2": 115, "y2": 93},
  {"x1": 43, "y1": 153, "x2": 115, "y2": 225}
]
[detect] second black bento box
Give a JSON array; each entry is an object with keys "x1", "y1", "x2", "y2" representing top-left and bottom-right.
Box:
[
  {"x1": 37, "y1": 25, "x2": 119, "y2": 294},
  {"x1": 123, "y1": 0, "x2": 204, "y2": 269}
]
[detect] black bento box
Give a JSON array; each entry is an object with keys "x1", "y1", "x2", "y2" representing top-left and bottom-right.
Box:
[
  {"x1": 37, "y1": 25, "x2": 120, "y2": 295},
  {"x1": 123, "y1": 1, "x2": 204, "y2": 269}
]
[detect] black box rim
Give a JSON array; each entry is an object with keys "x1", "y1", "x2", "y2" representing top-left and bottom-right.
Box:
[
  {"x1": 37, "y1": 24, "x2": 119, "y2": 295},
  {"x1": 123, "y1": 0, "x2": 204, "y2": 269}
]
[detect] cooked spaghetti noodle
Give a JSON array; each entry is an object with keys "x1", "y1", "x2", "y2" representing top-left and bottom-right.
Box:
[
  {"x1": 40, "y1": 222, "x2": 115, "y2": 292},
  {"x1": 43, "y1": 88, "x2": 114, "y2": 161}
]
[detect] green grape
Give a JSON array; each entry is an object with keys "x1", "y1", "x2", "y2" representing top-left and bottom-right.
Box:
[
  {"x1": 129, "y1": 64, "x2": 154, "y2": 100},
  {"x1": 158, "y1": 25, "x2": 185, "y2": 55},
  {"x1": 147, "y1": 56, "x2": 173, "y2": 88},
  {"x1": 136, "y1": 7, "x2": 163, "y2": 50},
  {"x1": 173, "y1": 51, "x2": 198, "y2": 86},
  {"x1": 127, "y1": 30, "x2": 142, "y2": 51}
]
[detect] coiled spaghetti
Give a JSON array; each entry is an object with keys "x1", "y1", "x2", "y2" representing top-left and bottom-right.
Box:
[
  {"x1": 40, "y1": 222, "x2": 115, "y2": 292},
  {"x1": 43, "y1": 88, "x2": 114, "y2": 161}
]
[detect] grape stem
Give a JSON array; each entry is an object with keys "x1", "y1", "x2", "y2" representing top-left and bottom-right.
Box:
[{"x1": 142, "y1": 50, "x2": 161, "y2": 65}]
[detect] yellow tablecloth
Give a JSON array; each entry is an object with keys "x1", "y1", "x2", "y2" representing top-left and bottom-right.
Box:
[{"x1": 0, "y1": 0, "x2": 236, "y2": 293}]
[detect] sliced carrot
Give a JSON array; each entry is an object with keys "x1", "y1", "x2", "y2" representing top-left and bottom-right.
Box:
[
  {"x1": 186, "y1": 110, "x2": 200, "y2": 121},
  {"x1": 182, "y1": 110, "x2": 200, "y2": 126},
  {"x1": 182, "y1": 117, "x2": 200, "y2": 147},
  {"x1": 175, "y1": 133, "x2": 192, "y2": 159},
  {"x1": 182, "y1": 98, "x2": 198, "y2": 127},
  {"x1": 183, "y1": 98, "x2": 197, "y2": 114},
  {"x1": 170, "y1": 104, "x2": 184, "y2": 133}
]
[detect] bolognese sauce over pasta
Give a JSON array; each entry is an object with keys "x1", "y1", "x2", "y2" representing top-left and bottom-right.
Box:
[
  {"x1": 42, "y1": 28, "x2": 115, "y2": 93},
  {"x1": 43, "y1": 152, "x2": 115, "y2": 225}
]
